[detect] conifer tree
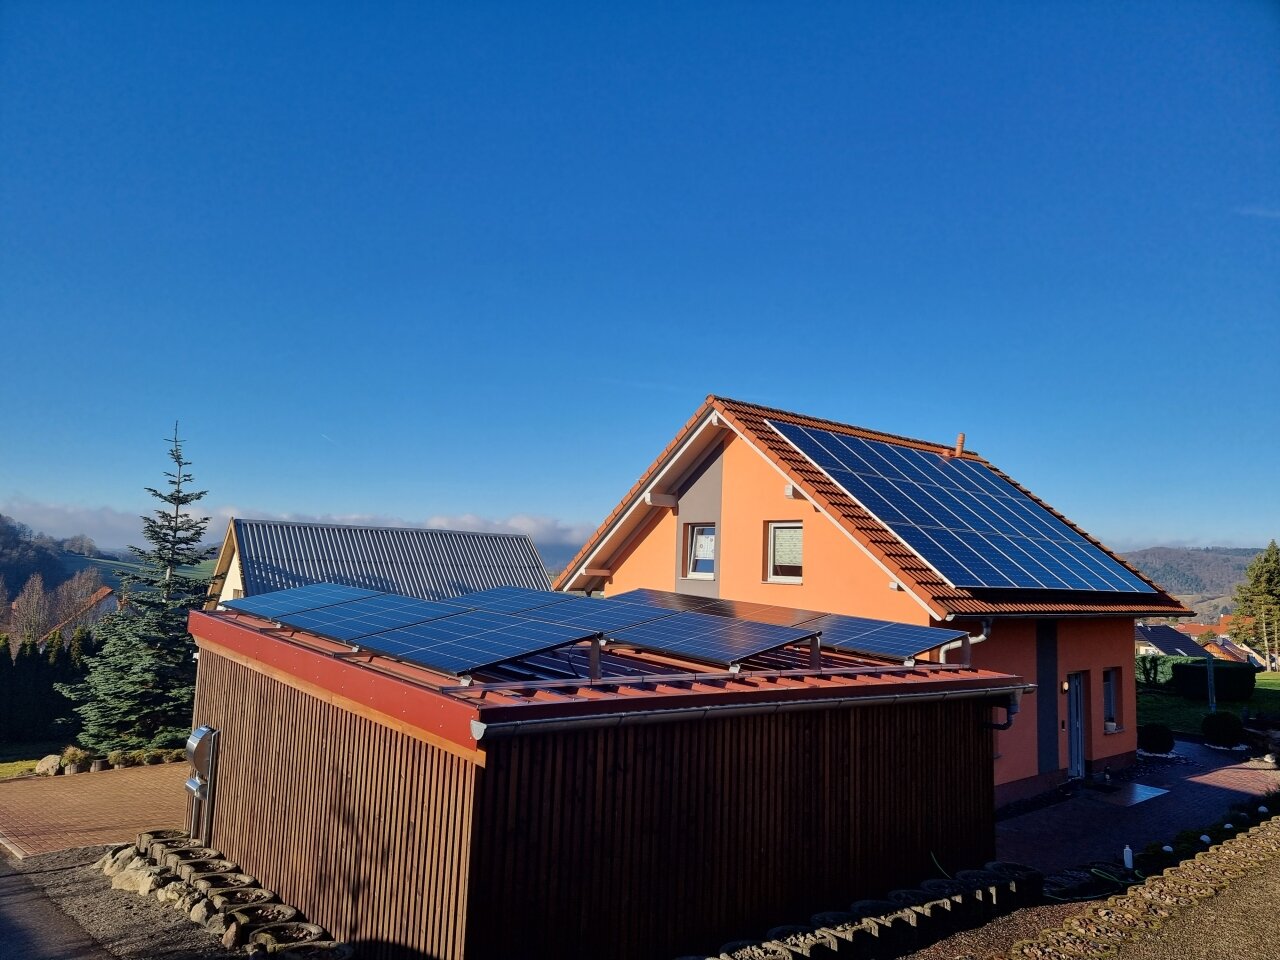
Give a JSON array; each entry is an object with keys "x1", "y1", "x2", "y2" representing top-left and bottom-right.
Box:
[
  {"x1": 59, "y1": 425, "x2": 217, "y2": 752},
  {"x1": 1234, "y1": 541, "x2": 1280, "y2": 668}
]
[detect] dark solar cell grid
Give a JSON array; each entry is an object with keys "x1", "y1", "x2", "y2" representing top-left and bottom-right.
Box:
[
  {"x1": 767, "y1": 419, "x2": 1155, "y2": 594},
  {"x1": 610, "y1": 611, "x2": 818, "y2": 667},
  {"x1": 275, "y1": 595, "x2": 470, "y2": 641},
  {"x1": 223, "y1": 583, "x2": 385, "y2": 619}
]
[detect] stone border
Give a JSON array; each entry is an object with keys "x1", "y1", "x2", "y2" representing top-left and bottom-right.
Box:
[
  {"x1": 98, "y1": 829, "x2": 353, "y2": 956},
  {"x1": 1001, "y1": 816, "x2": 1280, "y2": 959}
]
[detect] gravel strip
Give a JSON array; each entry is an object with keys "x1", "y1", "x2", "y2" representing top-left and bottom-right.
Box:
[
  {"x1": 899, "y1": 901, "x2": 1086, "y2": 960},
  {"x1": 12, "y1": 845, "x2": 237, "y2": 959}
]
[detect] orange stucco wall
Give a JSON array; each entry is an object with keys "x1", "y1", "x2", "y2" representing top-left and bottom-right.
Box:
[
  {"x1": 971, "y1": 617, "x2": 1138, "y2": 793},
  {"x1": 602, "y1": 509, "x2": 678, "y2": 595}
]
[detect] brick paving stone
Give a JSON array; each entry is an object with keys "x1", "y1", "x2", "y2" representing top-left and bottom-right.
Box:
[
  {"x1": 0, "y1": 765, "x2": 187, "y2": 858},
  {"x1": 996, "y1": 741, "x2": 1280, "y2": 875}
]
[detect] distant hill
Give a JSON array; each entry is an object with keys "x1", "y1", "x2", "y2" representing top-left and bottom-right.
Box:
[{"x1": 1122, "y1": 546, "x2": 1262, "y2": 620}]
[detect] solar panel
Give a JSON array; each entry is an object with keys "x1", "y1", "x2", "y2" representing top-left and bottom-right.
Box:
[
  {"x1": 610, "y1": 611, "x2": 818, "y2": 667},
  {"x1": 274, "y1": 594, "x2": 470, "y2": 642},
  {"x1": 767, "y1": 419, "x2": 1155, "y2": 594},
  {"x1": 223, "y1": 583, "x2": 385, "y2": 619},
  {"x1": 610, "y1": 589, "x2": 822, "y2": 626},
  {"x1": 356, "y1": 610, "x2": 600, "y2": 677},
  {"x1": 796, "y1": 614, "x2": 966, "y2": 659},
  {"x1": 518, "y1": 596, "x2": 678, "y2": 633},
  {"x1": 457, "y1": 586, "x2": 574, "y2": 614}
]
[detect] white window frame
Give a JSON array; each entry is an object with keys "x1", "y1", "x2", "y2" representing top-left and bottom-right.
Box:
[
  {"x1": 766, "y1": 521, "x2": 803, "y2": 583},
  {"x1": 685, "y1": 523, "x2": 716, "y2": 580}
]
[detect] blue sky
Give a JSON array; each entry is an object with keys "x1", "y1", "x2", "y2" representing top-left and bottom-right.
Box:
[{"x1": 2, "y1": 2, "x2": 1277, "y2": 554}]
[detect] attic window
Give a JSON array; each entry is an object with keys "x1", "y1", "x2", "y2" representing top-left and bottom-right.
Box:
[
  {"x1": 767, "y1": 522, "x2": 803, "y2": 583},
  {"x1": 686, "y1": 524, "x2": 716, "y2": 579}
]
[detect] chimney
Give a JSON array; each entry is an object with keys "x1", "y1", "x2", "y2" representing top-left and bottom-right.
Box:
[{"x1": 954, "y1": 432, "x2": 966, "y2": 457}]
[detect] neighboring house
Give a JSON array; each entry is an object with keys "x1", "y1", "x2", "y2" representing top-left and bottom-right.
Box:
[
  {"x1": 554, "y1": 396, "x2": 1189, "y2": 805},
  {"x1": 1134, "y1": 623, "x2": 1209, "y2": 658},
  {"x1": 1216, "y1": 637, "x2": 1263, "y2": 667},
  {"x1": 207, "y1": 519, "x2": 551, "y2": 607},
  {"x1": 38, "y1": 585, "x2": 116, "y2": 645}
]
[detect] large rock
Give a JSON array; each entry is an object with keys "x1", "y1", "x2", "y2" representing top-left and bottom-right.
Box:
[
  {"x1": 190, "y1": 898, "x2": 215, "y2": 925},
  {"x1": 110, "y1": 868, "x2": 145, "y2": 892},
  {"x1": 222, "y1": 921, "x2": 246, "y2": 950},
  {"x1": 35, "y1": 755, "x2": 61, "y2": 777},
  {"x1": 104, "y1": 847, "x2": 140, "y2": 876},
  {"x1": 206, "y1": 913, "x2": 231, "y2": 936}
]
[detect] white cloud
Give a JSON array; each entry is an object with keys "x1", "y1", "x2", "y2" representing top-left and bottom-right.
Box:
[
  {"x1": 1233, "y1": 205, "x2": 1280, "y2": 220},
  {"x1": 1, "y1": 496, "x2": 593, "y2": 551}
]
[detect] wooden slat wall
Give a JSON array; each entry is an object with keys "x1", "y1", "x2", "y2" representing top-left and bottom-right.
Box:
[
  {"x1": 466, "y1": 700, "x2": 994, "y2": 960},
  {"x1": 193, "y1": 651, "x2": 477, "y2": 960}
]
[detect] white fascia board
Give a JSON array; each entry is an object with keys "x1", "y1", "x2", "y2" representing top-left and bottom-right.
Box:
[
  {"x1": 721, "y1": 418, "x2": 946, "y2": 623},
  {"x1": 569, "y1": 409, "x2": 725, "y2": 591}
]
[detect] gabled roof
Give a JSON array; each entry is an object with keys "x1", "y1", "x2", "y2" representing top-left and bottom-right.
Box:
[
  {"x1": 1216, "y1": 637, "x2": 1261, "y2": 666},
  {"x1": 210, "y1": 519, "x2": 551, "y2": 603},
  {"x1": 1135, "y1": 623, "x2": 1208, "y2": 657},
  {"x1": 554, "y1": 396, "x2": 1190, "y2": 620},
  {"x1": 42, "y1": 585, "x2": 115, "y2": 641}
]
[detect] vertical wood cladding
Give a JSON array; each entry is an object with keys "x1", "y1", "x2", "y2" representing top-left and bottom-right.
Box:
[
  {"x1": 466, "y1": 701, "x2": 994, "y2": 960},
  {"x1": 193, "y1": 651, "x2": 476, "y2": 960}
]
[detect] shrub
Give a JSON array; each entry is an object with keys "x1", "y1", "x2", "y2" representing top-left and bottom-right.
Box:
[
  {"x1": 106, "y1": 749, "x2": 127, "y2": 767},
  {"x1": 142, "y1": 749, "x2": 164, "y2": 765},
  {"x1": 1171, "y1": 661, "x2": 1258, "y2": 701},
  {"x1": 1202, "y1": 711, "x2": 1246, "y2": 747},
  {"x1": 164, "y1": 748, "x2": 186, "y2": 763},
  {"x1": 127, "y1": 749, "x2": 150, "y2": 766},
  {"x1": 60, "y1": 745, "x2": 90, "y2": 767},
  {"x1": 1138, "y1": 723, "x2": 1175, "y2": 753}
]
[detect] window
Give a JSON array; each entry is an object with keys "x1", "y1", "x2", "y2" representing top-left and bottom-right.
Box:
[
  {"x1": 685, "y1": 524, "x2": 716, "y2": 579},
  {"x1": 1102, "y1": 667, "x2": 1121, "y2": 726},
  {"x1": 767, "y1": 522, "x2": 803, "y2": 582}
]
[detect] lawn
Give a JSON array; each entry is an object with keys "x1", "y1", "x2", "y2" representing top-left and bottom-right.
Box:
[
  {"x1": 1137, "y1": 672, "x2": 1280, "y2": 735},
  {"x1": 0, "y1": 740, "x2": 64, "y2": 780}
]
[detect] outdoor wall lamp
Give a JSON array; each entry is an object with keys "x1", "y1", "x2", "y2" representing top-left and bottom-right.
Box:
[{"x1": 1061, "y1": 680, "x2": 1069, "y2": 694}]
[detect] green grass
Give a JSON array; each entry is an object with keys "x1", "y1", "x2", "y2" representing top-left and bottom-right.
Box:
[
  {"x1": 1137, "y1": 671, "x2": 1280, "y2": 735},
  {"x1": 0, "y1": 740, "x2": 64, "y2": 780}
]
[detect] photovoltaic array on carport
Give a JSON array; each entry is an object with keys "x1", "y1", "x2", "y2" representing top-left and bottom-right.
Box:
[
  {"x1": 766, "y1": 419, "x2": 1156, "y2": 594},
  {"x1": 798, "y1": 614, "x2": 966, "y2": 659},
  {"x1": 223, "y1": 583, "x2": 385, "y2": 619},
  {"x1": 223, "y1": 583, "x2": 814, "y2": 675},
  {"x1": 612, "y1": 587, "x2": 967, "y2": 660},
  {"x1": 610, "y1": 611, "x2": 818, "y2": 666}
]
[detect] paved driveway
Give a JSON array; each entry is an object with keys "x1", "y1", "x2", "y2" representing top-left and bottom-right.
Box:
[
  {"x1": 997, "y1": 741, "x2": 1280, "y2": 874},
  {"x1": 0, "y1": 765, "x2": 187, "y2": 858}
]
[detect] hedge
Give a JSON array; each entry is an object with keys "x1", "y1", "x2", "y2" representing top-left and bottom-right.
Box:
[
  {"x1": 1170, "y1": 660, "x2": 1258, "y2": 701},
  {"x1": 1136, "y1": 654, "x2": 1206, "y2": 687}
]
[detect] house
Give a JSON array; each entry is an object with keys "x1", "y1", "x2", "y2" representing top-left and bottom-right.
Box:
[
  {"x1": 1134, "y1": 623, "x2": 1209, "y2": 658},
  {"x1": 188, "y1": 582, "x2": 1028, "y2": 959},
  {"x1": 554, "y1": 396, "x2": 1189, "y2": 804},
  {"x1": 206, "y1": 518, "x2": 551, "y2": 608},
  {"x1": 1214, "y1": 636, "x2": 1263, "y2": 667}
]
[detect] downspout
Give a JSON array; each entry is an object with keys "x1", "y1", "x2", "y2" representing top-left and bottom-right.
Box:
[
  {"x1": 984, "y1": 687, "x2": 1023, "y2": 730},
  {"x1": 939, "y1": 617, "x2": 993, "y2": 666}
]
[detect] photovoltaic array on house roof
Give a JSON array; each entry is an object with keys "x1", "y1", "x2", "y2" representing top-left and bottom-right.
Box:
[
  {"x1": 517, "y1": 596, "x2": 676, "y2": 633},
  {"x1": 766, "y1": 419, "x2": 1156, "y2": 594},
  {"x1": 612, "y1": 588, "x2": 967, "y2": 659}
]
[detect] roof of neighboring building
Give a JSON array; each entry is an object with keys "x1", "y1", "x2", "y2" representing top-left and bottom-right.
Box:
[
  {"x1": 1134, "y1": 623, "x2": 1208, "y2": 657},
  {"x1": 209, "y1": 519, "x2": 552, "y2": 603},
  {"x1": 1216, "y1": 637, "x2": 1262, "y2": 666},
  {"x1": 554, "y1": 396, "x2": 1191, "y2": 620},
  {"x1": 1176, "y1": 623, "x2": 1223, "y2": 638},
  {"x1": 42, "y1": 585, "x2": 115, "y2": 641},
  {"x1": 1202, "y1": 639, "x2": 1248, "y2": 662}
]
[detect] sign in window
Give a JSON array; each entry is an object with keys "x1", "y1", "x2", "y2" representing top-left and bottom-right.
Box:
[{"x1": 687, "y1": 524, "x2": 716, "y2": 578}]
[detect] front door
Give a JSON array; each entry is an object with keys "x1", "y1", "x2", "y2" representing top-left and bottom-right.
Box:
[{"x1": 1067, "y1": 672, "x2": 1086, "y2": 779}]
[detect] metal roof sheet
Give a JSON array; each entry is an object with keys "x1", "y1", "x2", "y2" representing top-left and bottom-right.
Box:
[
  {"x1": 232, "y1": 519, "x2": 552, "y2": 600},
  {"x1": 1134, "y1": 623, "x2": 1209, "y2": 658}
]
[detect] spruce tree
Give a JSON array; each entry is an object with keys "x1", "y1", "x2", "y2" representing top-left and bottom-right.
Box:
[{"x1": 58, "y1": 425, "x2": 217, "y2": 752}]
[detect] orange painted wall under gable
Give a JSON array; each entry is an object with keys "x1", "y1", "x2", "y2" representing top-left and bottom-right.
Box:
[
  {"x1": 716, "y1": 433, "x2": 932, "y2": 623},
  {"x1": 1058, "y1": 618, "x2": 1139, "y2": 768},
  {"x1": 599, "y1": 507, "x2": 678, "y2": 595}
]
